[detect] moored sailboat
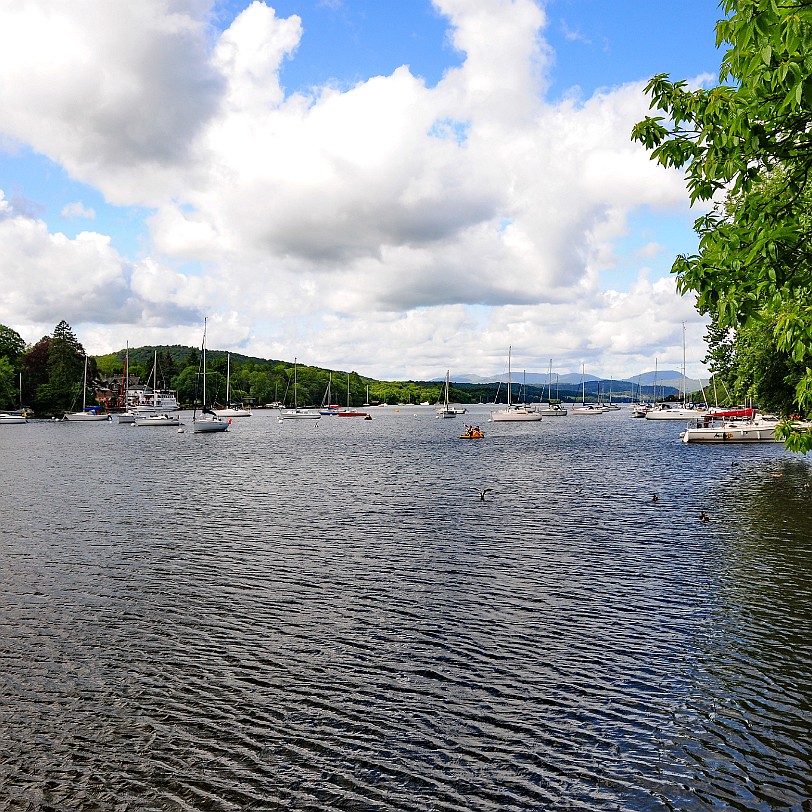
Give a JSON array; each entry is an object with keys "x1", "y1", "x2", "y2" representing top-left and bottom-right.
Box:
[
  {"x1": 279, "y1": 359, "x2": 320, "y2": 419},
  {"x1": 490, "y1": 348, "x2": 542, "y2": 422},
  {"x1": 192, "y1": 319, "x2": 230, "y2": 433},
  {"x1": 64, "y1": 355, "x2": 111, "y2": 421},
  {"x1": 214, "y1": 353, "x2": 252, "y2": 417}
]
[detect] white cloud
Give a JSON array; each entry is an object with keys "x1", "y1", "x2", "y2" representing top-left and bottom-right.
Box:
[
  {"x1": 0, "y1": 0, "x2": 707, "y2": 379},
  {"x1": 61, "y1": 201, "x2": 96, "y2": 220}
]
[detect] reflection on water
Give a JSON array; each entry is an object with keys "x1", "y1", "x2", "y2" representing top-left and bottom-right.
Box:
[{"x1": 0, "y1": 408, "x2": 810, "y2": 810}]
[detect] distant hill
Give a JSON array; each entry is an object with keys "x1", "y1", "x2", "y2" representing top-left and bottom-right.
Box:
[{"x1": 441, "y1": 369, "x2": 704, "y2": 391}]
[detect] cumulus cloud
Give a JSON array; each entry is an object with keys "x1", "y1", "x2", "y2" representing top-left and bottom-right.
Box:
[{"x1": 0, "y1": 0, "x2": 705, "y2": 378}]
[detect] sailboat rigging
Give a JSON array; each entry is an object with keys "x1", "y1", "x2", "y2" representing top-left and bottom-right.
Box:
[
  {"x1": 64, "y1": 355, "x2": 111, "y2": 421},
  {"x1": 192, "y1": 318, "x2": 230, "y2": 433},
  {"x1": 490, "y1": 347, "x2": 542, "y2": 422}
]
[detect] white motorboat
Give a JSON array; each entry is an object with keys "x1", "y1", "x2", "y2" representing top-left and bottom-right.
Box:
[
  {"x1": 680, "y1": 414, "x2": 781, "y2": 443},
  {"x1": 490, "y1": 348, "x2": 542, "y2": 422},
  {"x1": 0, "y1": 412, "x2": 27, "y2": 424},
  {"x1": 645, "y1": 403, "x2": 707, "y2": 420},
  {"x1": 134, "y1": 413, "x2": 182, "y2": 427}
]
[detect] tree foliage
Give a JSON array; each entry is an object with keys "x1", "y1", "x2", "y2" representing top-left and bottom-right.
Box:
[{"x1": 632, "y1": 0, "x2": 812, "y2": 449}]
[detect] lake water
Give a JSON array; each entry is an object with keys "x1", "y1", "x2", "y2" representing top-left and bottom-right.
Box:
[{"x1": 1, "y1": 406, "x2": 811, "y2": 811}]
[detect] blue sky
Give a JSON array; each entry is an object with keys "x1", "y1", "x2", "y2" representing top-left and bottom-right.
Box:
[{"x1": 0, "y1": 0, "x2": 725, "y2": 380}]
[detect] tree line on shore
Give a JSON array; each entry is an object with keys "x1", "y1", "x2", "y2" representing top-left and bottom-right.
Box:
[{"x1": 0, "y1": 320, "x2": 459, "y2": 417}]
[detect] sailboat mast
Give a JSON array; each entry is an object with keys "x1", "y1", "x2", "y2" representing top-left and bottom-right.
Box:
[
  {"x1": 225, "y1": 353, "x2": 230, "y2": 405},
  {"x1": 547, "y1": 359, "x2": 552, "y2": 403},
  {"x1": 202, "y1": 318, "x2": 207, "y2": 406},
  {"x1": 152, "y1": 350, "x2": 158, "y2": 407},
  {"x1": 682, "y1": 322, "x2": 687, "y2": 404},
  {"x1": 82, "y1": 354, "x2": 88, "y2": 410},
  {"x1": 507, "y1": 346, "x2": 512, "y2": 407},
  {"x1": 582, "y1": 363, "x2": 585, "y2": 405}
]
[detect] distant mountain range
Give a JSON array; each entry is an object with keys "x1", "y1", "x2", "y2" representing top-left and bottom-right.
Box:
[{"x1": 436, "y1": 370, "x2": 704, "y2": 392}]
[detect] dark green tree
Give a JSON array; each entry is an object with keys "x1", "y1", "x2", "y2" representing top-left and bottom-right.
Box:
[{"x1": 36, "y1": 321, "x2": 85, "y2": 416}]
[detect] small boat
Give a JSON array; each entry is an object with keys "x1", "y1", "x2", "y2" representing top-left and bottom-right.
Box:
[
  {"x1": 436, "y1": 370, "x2": 457, "y2": 419},
  {"x1": 134, "y1": 413, "x2": 182, "y2": 427},
  {"x1": 214, "y1": 354, "x2": 252, "y2": 417},
  {"x1": 0, "y1": 412, "x2": 27, "y2": 424},
  {"x1": 64, "y1": 355, "x2": 111, "y2": 421},
  {"x1": 571, "y1": 404, "x2": 607, "y2": 415},
  {"x1": 459, "y1": 427, "x2": 484, "y2": 439},
  {"x1": 537, "y1": 403, "x2": 567, "y2": 417},
  {"x1": 192, "y1": 319, "x2": 230, "y2": 433},
  {"x1": 279, "y1": 359, "x2": 320, "y2": 420},
  {"x1": 319, "y1": 374, "x2": 340, "y2": 415},
  {"x1": 338, "y1": 372, "x2": 368, "y2": 417},
  {"x1": 571, "y1": 364, "x2": 606, "y2": 414}
]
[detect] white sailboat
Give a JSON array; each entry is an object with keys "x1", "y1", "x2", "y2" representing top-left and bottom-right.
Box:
[
  {"x1": 338, "y1": 372, "x2": 368, "y2": 416},
  {"x1": 117, "y1": 343, "x2": 136, "y2": 423},
  {"x1": 645, "y1": 329, "x2": 707, "y2": 420},
  {"x1": 490, "y1": 348, "x2": 542, "y2": 422},
  {"x1": 436, "y1": 370, "x2": 457, "y2": 418},
  {"x1": 571, "y1": 364, "x2": 606, "y2": 414},
  {"x1": 192, "y1": 319, "x2": 230, "y2": 433},
  {"x1": 279, "y1": 359, "x2": 320, "y2": 419},
  {"x1": 214, "y1": 353, "x2": 252, "y2": 417},
  {"x1": 64, "y1": 355, "x2": 111, "y2": 421},
  {"x1": 320, "y1": 373, "x2": 340, "y2": 415},
  {"x1": 538, "y1": 360, "x2": 567, "y2": 416}
]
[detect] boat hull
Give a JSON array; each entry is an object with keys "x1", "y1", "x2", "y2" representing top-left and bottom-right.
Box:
[
  {"x1": 134, "y1": 414, "x2": 182, "y2": 427},
  {"x1": 192, "y1": 417, "x2": 230, "y2": 432},
  {"x1": 279, "y1": 410, "x2": 321, "y2": 420},
  {"x1": 490, "y1": 409, "x2": 542, "y2": 422},
  {"x1": 213, "y1": 408, "x2": 252, "y2": 417},
  {"x1": 63, "y1": 412, "x2": 111, "y2": 421},
  {"x1": 681, "y1": 419, "x2": 779, "y2": 443}
]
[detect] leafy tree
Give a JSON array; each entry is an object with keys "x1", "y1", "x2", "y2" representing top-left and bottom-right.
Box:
[
  {"x1": 632, "y1": 0, "x2": 812, "y2": 449},
  {"x1": 0, "y1": 357, "x2": 18, "y2": 409},
  {"x1": 0, "y1": 324, "x2": 25, "y2": 363}
]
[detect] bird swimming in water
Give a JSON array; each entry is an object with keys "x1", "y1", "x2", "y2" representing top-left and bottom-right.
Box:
[
  {"x1": 699, "y1": 511, "x2": 710, "y2": 522},
  {"x1": 652, "y1": 493, "x2": 659, "y2": 502},
  {"x1": 475, "y1": 488, "x2": 494, "y2": 501}
]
